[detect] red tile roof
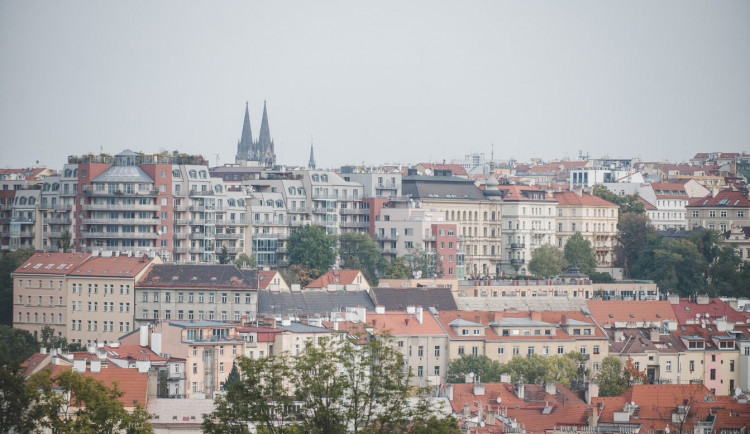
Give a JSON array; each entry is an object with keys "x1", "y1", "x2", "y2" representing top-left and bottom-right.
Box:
[
  {"x1": 69, "y1": 256, "x2": 153, "y2": 278},
  {"x1": 14, "y1": 252, "x2": 91, "y2": 276},
  {"x1": 105, "y1": 345, "x2": 166, "y2": 363},
  {"x1": 588, "y1": 301, "x2": 677, "y2": 327},
  {"x1": 687, "y1": 189, "x2": 750, "y2": 208},
  {"x1": 257, "y1": 270, "x2": 285, "y2": 289},
  {"x1": 306, "y1": 270, "x2": 368, "y2": 289},
  {"x1": 495, "y1": 186, "x2": 556, "y2": 202},
  {"x1": 553, "y1": 191, "x2": 618, "y2": 207},
  {"x1": 671, "y1": 298, "x2": 749, "y2": 325},
  {"x1": 418, "y1": 163, "x2": 468, "y2": 176},
  {"x1": 83, "y1": 368, "x2": 149, "y2": 408}
]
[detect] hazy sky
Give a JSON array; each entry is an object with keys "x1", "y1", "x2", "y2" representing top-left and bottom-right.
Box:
[{"x1": 1, "y1": 1, "x2": 749, "y2": 170}]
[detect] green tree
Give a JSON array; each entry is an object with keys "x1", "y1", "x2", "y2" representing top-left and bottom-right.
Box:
[
  {"x1": 217, "y1": 245, "x2": 230, "y2": 264},
  {"x1": 632, "y1": 238, "x2": 707, "y2": 296},
  {"x1": 447, "y1": 355, "x2": 504, "y2": 383},
  {"x1": 58, "y1": 229, "x2": 73, "y2": 252},
  {"x1": 615, "y1": 213, "x2": 656, "y2": 276},
  {"x1": 528, "y1": 244, "x2": 568, "y2": 278},
  {"x1": 382, "y1": 257, "x2": 412, "y2": 279},
  {"x1": 0, "y1": 361, "x2": 36, "y2": 433},
  {"x1": 502, "y1": 354, "x2": 583, "y2": 388},
  {"x1": 204, "y1": 335, "x2": 455, "y2": 434},
  {"x1": 204, "y1": 354, "x2": 296, "y2": 434},
  {"x1": 592, "y1": 185, "x2": 646, "y2": 216},
  {"x1": 407, "y1": 248, "x2": 443, "y2": 278},
  {"x1": 596, "y1": 357, "x2": 628, "y2": 397},
  {"x1": 40, "y1": 324, "x2": 70, "y2": 350},
  {"x1": 0, "y1": 325, "x2": 40, "y2": 364},
  {"x1": 225, "y1": 362, "x2": 241, "y2": 389},
  {"x1": 564, "y1": 232, "x2": 597, "y2": 276},
  {"x1": 27, "y1": 369, "x2": 153, "y2": 433},
  {"x1": 0, "y1": 248, "x2": 35, "y2": 325},
  {"x1": 235, "y1": 253, "x2": 256, "y2": 269},
  {"x1": 338, "y1": 232, "x2": 384, "y2": 286},
  {"x1": 281, "y1": 264, "x2": 319, "y2": 288},
  {"x1": 287, "y1": 225, "x2": 336, "y2": 273}
]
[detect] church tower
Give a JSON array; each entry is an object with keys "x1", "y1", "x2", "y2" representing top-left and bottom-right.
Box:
[
  {"x1": 235, "y1": 101, "x2": 276, "y2": 168},
  {"x1": 308, "y1": 141, "x2": 316, "y2": 169}
]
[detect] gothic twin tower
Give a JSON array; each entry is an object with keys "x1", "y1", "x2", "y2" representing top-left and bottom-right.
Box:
[{"x1": 235, "y1": 101, "x2": 276, "y2": 168}]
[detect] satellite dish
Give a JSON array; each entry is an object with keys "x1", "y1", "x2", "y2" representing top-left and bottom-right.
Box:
[
  {"x1": 497, "y1": 397, "x2": 502, "y2": 404},
  {"x1": 469, "y1": 372, "x2": 475, "y2": 378},
  {"x1": 735, "y1": 388, "x2": 742, "y2": 397}
]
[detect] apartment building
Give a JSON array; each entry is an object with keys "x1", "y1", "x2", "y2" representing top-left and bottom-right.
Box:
[
  {"x1": 494, "y1": 185, "x2": 557, "y2": 276},
  {"x1": 340, "y1": 168, "x2": 402, "y2": 199},
  {"x1": 134, "y1": 264, "x2": 259, "y2": 327},
  {"x1": 686, "y1": 187, "x2": 750, "y2": 232},
  {"x1": 13, "y1": 252, "x2": 91, "y2": 340},
  {"x1": 434, "y1": 310, "x2": 608, "y2": 373},
  {"x1": 374, "y1": 204, "x2": 460, "y2": 278},
  {"x1": 553, "y1": 190, "x2": 619, "y2": 267},
  {"x1": 67, "y1": 254, "x2": 159, "y2": 347},
  {"x1": 8, "y1": 189, "x2": 41, "y2": 250},
  {"x1": 402, "y1": 174, "x2": 502, "y2": 279}
]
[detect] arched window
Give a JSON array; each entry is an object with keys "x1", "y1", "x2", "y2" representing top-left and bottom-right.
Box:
[
  {"x1": 266, "y1": 200, "x2": 273, "y2": 207},
  {"x1": 19, "y1": 197, "x2": 28, "y2": 205},
  {"x1": 288, "y1": 187, "x2": 295, "y2": 195},
  {"x1": 483, "y1": 211, "x2": 488, "y2": 220},
  {"x1": 237, "y1": 199, "x2": 245, "y2": 207},
  {"x1": 189, "y1": 170, "x2": 197, "y2": 179},
  {"x1": 52, "y1": 183, "x2": 60, "y2": 191},
  {"x1": 312, "y1": 175, "x2": 319, "y2": 182},
  {"x1": 214, "y1": 185, "x2": 222, "y2": 193},
  {"x1": 64, "y1": 169, "x2": 72, "y2": 177},
  {"x1": 173, "y1": 170, "x2": 181, "y2": 178},
  {"x1": 28, "y1": 197, "x2": 36, "y2": 205},
  {"x1": 491, "y1": 211, "x2": 496, "y2": 221},
  {"x1": 227, "y1": 199, "x2": 236, "y2": 207},
  {"x1": 321, "y1": 174, "x2": 328, "y2": 182},
  {"x1": 199, "y1": 171, "x2": 207, "y2": 179},
  {"x1": 43, "y1": 183, "x2": 50, "y2": 191},
  {"x1": 276, "y1": 200, "x2": 283, "y2": 208}
]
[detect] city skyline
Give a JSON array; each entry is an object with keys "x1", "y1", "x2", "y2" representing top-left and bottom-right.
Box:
[{"x1": 1, "y1": 1, "x2": 749, "y2": 169}]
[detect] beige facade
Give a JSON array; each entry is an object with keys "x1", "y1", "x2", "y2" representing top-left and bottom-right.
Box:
[
  {"x1": 13, "y1": 252, "x2": 91, "y2": 340},
  {"x1": 553, "y1": 191, "x2": 618, "y2": 267},
  {"x1": 67, "y1": 255, "x2": 158, "y2": 347}
]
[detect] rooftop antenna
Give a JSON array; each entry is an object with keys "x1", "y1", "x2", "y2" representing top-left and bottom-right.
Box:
[{"x1": 214, "y1": 153, "x2": 221, "y2": 166}]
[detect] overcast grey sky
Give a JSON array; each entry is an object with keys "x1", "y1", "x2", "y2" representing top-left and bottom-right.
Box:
[{"x1": 1, "y1": 1, "x2": 748, "y2": 170}]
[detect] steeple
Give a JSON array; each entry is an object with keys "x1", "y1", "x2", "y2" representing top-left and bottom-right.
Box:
[
  {"x1": 258, "y1": 100, "x2": 272, "y2": 150},
  {"x1": 308, "y1": 140, "x2": 316, "y2": 169},
  {"x1": 237, "y1": 102, "x2": 253, "y2": 161}
]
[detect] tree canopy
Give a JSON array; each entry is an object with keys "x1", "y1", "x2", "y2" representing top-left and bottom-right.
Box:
[
  {"x1": 597, "y1": 357, "x2": 649, "y2": 397},
  {"x1": 0, "y1": 248, "x2": 35, "y2": 325},
  {"x1": 564, "y1": 232, "x2": 597, "y2": 276},
  {"x1": 592, "y1": 185, "x2": 646, "y2": 216},
  {"x1": 287, "y1": 225, "x2": 336, "y2": 274},
  {"x1": 338, "y1": 232, "x2": 384, "y2": 286},
  {"x1": 204, "y1": 336, "x2": 457, "y2": 434},
  {"x1": 447, "y1": 353, "x2": 586, "y2": 388},
  {"x1": 615, "y1": 213, "x2": 657, "y2": 276},
  {"x1": 0, "y1": 325, "x2": 40, "y2": 364},
  {"x1": 529, "y1": 244, "x2": 568, "y2": 278}
]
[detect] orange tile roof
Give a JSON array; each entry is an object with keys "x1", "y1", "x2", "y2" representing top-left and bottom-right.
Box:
[
  {"x1": 588, "y1": 301, "x2": 677, "y2": 327},
  {"x1": 450, "y1": 383, "x2": 590, "y2": 432},
  {"x1": 257, "y1": 270, "x2": 284, "y2": 289},
  {"x1": 495, "y1": 185, "x2": 556, "y2": 202},
  {"x1": 69, "y1": 256, "x2": 153, "y2": 278},
  {"x1": 21, "y1": 353, "x2": 53, "y2": 377},
  {"x1": 306, "y1": 270, "x2": 367, "y2": 289},
  {"x1": 671, "y1": 298, "x2": 749, "y2": 325},
  {"x1": 651, "y1": 182, "x2": 688, "y2": 199},
  {"x1": 418, "y1": 163, "x2": 468, "y2": 176},
  {"x1": 364, "y1": 311, "x2": 445, "y2": 336},
  {"x1": 83, "y1": 368, "x2": 149, "y2": 408},
  {"x1": 552, "y1": 191, "x2": 618, "y2": 207},
  {"x1": 687, "y1": 189, "x2": 750, "y2": 208},
  {"x1": 105, "y1": 345, "x2": 166, "y2": 363},
  {"x1": 14, "y1": 252, "x2": 91, "y2": 276}
]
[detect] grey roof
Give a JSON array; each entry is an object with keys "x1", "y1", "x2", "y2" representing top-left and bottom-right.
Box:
[
  {"x1": 92, "y1": 165, "x2": 154, "y2": 183},
  {"x1": 565, "y1": 319, "x2": 593, "y2": 326},
  {"x1": 116, "y1": 149, "x2": 139, "y2": 157},
  {"x1": 402, "y1": 176, "x2": 484, "y2": 200},
  {"x1": 276, "y1": 322, "x2": 332, "y2": 334},
  {"x1": 138, "y1": 265, "x2": 258, "y2": 289},
  {"x1": 371, "y1": 288, "x2": 458, "y2": 311},
  {"x1": 449, "y1": 318, "x2": 484, "y2": 327},
  {"x1": 257, "y1": 290, "x2": 376, "y2": 316},
  {"x1": 489, "y1": 318, "x2": 554, "y2": 327},
  {"x1": 168, "y1": 320, "x2": 233, "y2": 329}
]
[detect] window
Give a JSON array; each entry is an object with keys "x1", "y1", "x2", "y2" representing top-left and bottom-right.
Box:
[
  {"x1": 458, "y1": 347, "x2": 465, "y2": 356},
  {"x1": 178, "y1": 292, "x2": 184, "y2": 303},
  {"x1": 434, "y1": 346, "x2": 441, "y2": 357},
  {"x1": 580, "y1": 347, "x2": 587, "y2": 354},
  {"x1": 689, "y1": 360, "x2": 695, "y2": 372},
  {"x1": 512, "y1": 347, "x2": 520, "y2": 356},
  {"x1": 558, "y1": 346, "x2": 564, "y2": 355},
  {"x1": 666, "y1": 360, "x2": 672, "y2": 372},
  {"x1": 222, "y1": 293, "x2": 227, "y2": 303},
  {"x1": 472, "y1": 347, "x2": 479, "y2": 357},
  {"x1": 710, "y1": 369, "x2": 716, "y2": 380},
  {"x1": 418, "y1": 346, "x2": 424, "y2": 357},
  {"x1": 417, "y1": 366, "x2": 423, "y2": 377},
  {"x1": 497, "y1": 347, "x2": 504, "y2": 355},
  {"x1": 593, "y1": 346, "x2": 600, "y2": 355},
  {"x1": 220, "y1": 362, "x2": 224, "y2": 373},
  {"x1": 730, "y1": 360, "x2": 735, "y2": 372},
  {"x1": 593, "y1": 363, "x2": 600, "y2": 371}
]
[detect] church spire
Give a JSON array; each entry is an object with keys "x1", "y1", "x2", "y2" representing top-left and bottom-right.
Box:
[
  {"x1": 237, "y1": 102, "x2": 253, "y2": 161},
  {"x1": 308, "y1": 140, "x2": 316, "y2": 169},
  {"x1": 258, "y1": 100, "x2": 272, "y2": 149}
]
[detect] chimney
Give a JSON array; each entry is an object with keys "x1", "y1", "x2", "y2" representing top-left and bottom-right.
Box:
[
  {"x1": 531, "y1": 311, "x2": 542, "y2": 322},
  {"x1": 416, "y1": 306, "x2": 423, "y2": 324},
  {"x1": 333, "y1": 320, "x2": 339, "y2": 331},
  {"x1": 40, "y1": 348, "x2": 47, "y2": 354},
  {"x1": 649, "y1": 328, "x2": 660, "y2": 342},
  {"x1": 375, "y1": 305, "x2": 385, "y2": 314},
  {"x1": 493, "y1": 311, "x2": 504, "y2": 322},
  {"x1": 560, "y1": 314, "x2": 568, "y2": 325},
  {"x1": 406, "y1": 305, "x2": 416, "y2": 314},
  {"x1": 73, "y1": 359, "x2": 86, "y2": 373},
  {"x1": 473, "y1": 382, "x2": 486, "y2": 396},
  {"x1": 463, "y1": 403, "x2": 471, "y2": 417},
  {"x1": 545, "y1": 382, "x2": 557, "y2": 395},
  {"x1": 404, "y1": 318, "x2": 410, "y2": 327},
  {"x1": 614, "y1": 329, "x2": 624, "y2": 342},
  {"x1": 445, "y1": 384, "x2": 454, "y2": 401},
  {"x1": 668, "y1": 294, "x2": 680, "y2": 304},
  {"x1": 590, "y1": 405, "x2": 600, "y2": 428},
  {"x1": 266, "y1": 317, "x2": 277, "y2": 329},
  {"x1": 500, "y1": 373, "x2": 512, "y2": 384},
  {"x1": 139, "y1": 326, "x2": 149, "y2": 347},
  {"x1": 290, "y1": 284, "x2": 300, "y2": 292},
  {"x1": 486, "y1": 404, "x2": 496, "y2": 426},
  {"x1": 586, "y1": 382, "x2": 600, "y2": 405},
  {"x1": 152, "y1": 333, "x2": 162, "y2": 355},
  {"x1": 516, "y1": 382, "x2": 525, "y2": 400},
  {"x1": 91, "y1": 360, "x2": 101, "y2": 373}
]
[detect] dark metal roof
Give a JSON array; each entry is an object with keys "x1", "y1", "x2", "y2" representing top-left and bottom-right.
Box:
[
  {"x1": 401, "y1": 176, "x2": 484, "y2": 200},
  {"x1": 257, "y1": 290, "x2": 376, "y2": 316},
  {"x1": 371, "y1": 287, "x2": 458, "y2": 311},
  {"x1": 137, "y1": 264, "x2": 258, "y2": 289}
]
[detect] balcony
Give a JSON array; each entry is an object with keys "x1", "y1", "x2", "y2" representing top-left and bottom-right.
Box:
[
  {"x1": 81, "y1": 231, "x2": 158, "y2": 239},
  {"x1": 340, "y1": 221, "x2": 369, "y2": 228},
  {"x1": 174, "y1": 247, "x2": 206, "y2": 254},
  {"x1": 82, "y1": 218, "x2": 159, "y2": 225},
  {"x1": 252, "y1": 219, "x2": 279, "y2": 226},
  {"x1": 311, "y1": 208, "x2": 337, "y2": 214},
  {"x1": 10, "y1": 231, "x2": 35, "y2": 238},
  {"x1": 510, "y1": 259, "x2": 525, "y2": 264},
  {"x1": 339, "y1": 208, "x2": 369, "y2": 215},
  {"x1": 44, "y1": 217, "x2": 72, "y2": 225},
  {"x1": 276, "y1": 246, "x2": 287, "y2": 253},
  {"x1": 374, "y1": 233, "x2": 398, "y2": 241},
  {"x1": 83, "y1": 204, "x2": 160, "y2": 211},
  {"x1": 510, "y1": 243, "x2": 525, "y2": 249},
  {"x1": 173, "y1": 233, "x2": 191, "y2": 239},
  {"x1": 39, "y1": 203, "x2": 73, "y2": 211},
  {"x1": 216, "y1": 233, "x2": 242, "y2": 239},
  {"x1": 45, "y1": 231, "x2": 63, "y2": 238},
  {"x1": 12, "y1": 216, "x2": 36, "y2": 223},
  {"x1": 189, "y1": 190, "x2": 215, "y2": 197},
  {"x1": 216, "y1": 219, "x2": 248, "y2": 226},
  {"x1": 83, "y1": 187, "x2": 158, "y2": 197},
  {"x1": 287, "y1": 207, "x2": 311, "y2": 214}
]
